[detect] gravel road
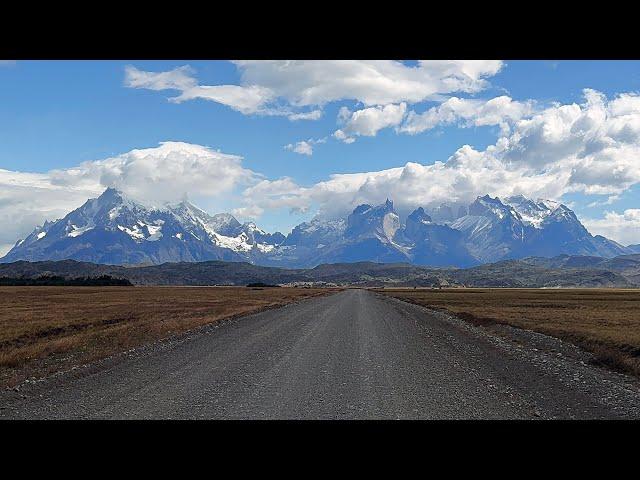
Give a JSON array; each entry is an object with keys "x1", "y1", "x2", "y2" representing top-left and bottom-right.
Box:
[{"x1": 2, "y1": 289, "x2": 640, "y2": 419}]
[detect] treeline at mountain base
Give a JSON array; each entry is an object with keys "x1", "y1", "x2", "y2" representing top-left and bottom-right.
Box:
[{"x1": 0, "y1": 275, "x2": 132, "y2": 286}]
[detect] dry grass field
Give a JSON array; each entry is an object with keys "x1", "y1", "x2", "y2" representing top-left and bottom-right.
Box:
[
  {"x1": 0, "y1": 286, "x2": 337, "y2": 387},
  {"x1": 379, "y1": 288, "x2": 640, "y2": 376}
]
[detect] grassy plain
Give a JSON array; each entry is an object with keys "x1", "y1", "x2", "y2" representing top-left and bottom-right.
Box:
[
  {"x1": 0, "y1": 286, "x2": 337, "y2": 386},
  {"x1": 378, "y1": 288, "x2": 640, "y2": 376}
]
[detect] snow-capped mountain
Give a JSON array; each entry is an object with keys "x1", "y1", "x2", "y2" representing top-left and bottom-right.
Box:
[
  {"x1": 1, "y1": 188, "x2": 633, "y2": 267},
  {"x1": 450, "y1": 194, "x2": 629, "y2": 262},
  {"x1": 1, "y1": 188, "x2": 285, "y2": 265}
]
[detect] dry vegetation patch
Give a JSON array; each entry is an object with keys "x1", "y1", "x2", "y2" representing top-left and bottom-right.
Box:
[
  {"x1": 0, "y1": 286, "x2": 337, "y2": 387},
  {"x1": 378, "y1": 288, "x2": 640, "y2": 376}
]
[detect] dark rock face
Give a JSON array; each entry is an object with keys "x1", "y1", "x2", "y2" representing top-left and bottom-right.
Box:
[{"x1": 404, "y1": 208, "x2": 477, "y2": 267}]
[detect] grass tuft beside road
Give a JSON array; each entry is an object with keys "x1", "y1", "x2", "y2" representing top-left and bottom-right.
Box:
[
  {"x1": 0, "y1": 286, "x2": 338, "y2": 387},
  {"x1": 378, "y1": 288, "x2": 640, "y2": 377}
]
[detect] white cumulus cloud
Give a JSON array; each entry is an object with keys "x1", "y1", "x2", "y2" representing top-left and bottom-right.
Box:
[
  {"x1": 400, "y1": 96, "x2": 535, "y2": 135},
  {"x1": 283, "y1": 137, "x2": 327, "y2": 156},
  {"x1": 284, "y1": 141, "x2": 313, "y2": 156},
  {"x1": 48, "y1": 141, "x2": 256, "y2": 204},
  {"x1": 335, "y1": 103, "x2": 407, "y2": 142},
  {"x1": 0, "y1": 169, "x2": 103, "y2": 255},
  {"x1": 583, "y1": 209, "x2": 640, "y2": 245}
]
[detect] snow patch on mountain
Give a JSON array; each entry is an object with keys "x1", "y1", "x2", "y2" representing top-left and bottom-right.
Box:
[
  {"x1": 68, "y1": 224, "x2": 95, "y2": 238},
  {"x1": 212, "y1": 232, "x2": 253, "y2": 252}
]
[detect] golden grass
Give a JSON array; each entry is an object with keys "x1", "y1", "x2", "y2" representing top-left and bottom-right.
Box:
[
  {"x1": 378, "y1": 288, "x2": 640, "y2": 376},
  {"x1": 0, "y1": 286, "x2": 338, "y2": 387}
]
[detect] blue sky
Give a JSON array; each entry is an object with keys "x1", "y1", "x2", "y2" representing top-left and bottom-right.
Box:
[{"x1": 1, "y1": 60, "x2": 640, "y2": 253}]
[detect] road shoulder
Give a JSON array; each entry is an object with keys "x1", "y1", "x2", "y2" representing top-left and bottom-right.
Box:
[{"x1": 375, "y1": 291, "x2": 640, "y2": 419}]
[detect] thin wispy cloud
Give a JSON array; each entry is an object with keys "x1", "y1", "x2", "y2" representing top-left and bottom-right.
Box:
[{"x1": 125, "y1": 60, "x2": 503, "y2": 121}]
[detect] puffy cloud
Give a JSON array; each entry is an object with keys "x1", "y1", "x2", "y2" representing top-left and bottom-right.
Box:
[
  {"x1": 582, "y1": 209, "x2": 640, "y2": 245},
  {"x1": 283, "y1": 137, "x2": 327, "y2": 156},
  {"x1": 284, "y1": 141, "x2": 313, "y2": 156},
  {"x1": 400, "y1": 96, "x2": 535, "y2": 134},
  {"x1": 232, "y1": 205, "x2": 264, "y2": 219},
  {"x1": 237, "y1": 146, "x2": 570, "y2": 221},
  {"x1": 240, "y1": 177, "x2": 311, "y2": 215},
  {"x1": 493, "y1": 89, "x2": 640, "y2": 196},
  {"x1": 0, "y1": 169, "x2": 101, "y2": 254},
  {"x1": 333, "y1": 130, "x2": 355, "y2": 144},
  {"x1": 125, "y1": 60, "x2": 504, "y2": 118},
  {"x1": 48, "y1": 142, "x2": 256, "y2": 204},
  {"x1": 335, "y1": 103, "x2": 407, "y2": 141},
  {"x1": 0, "y1": 142, "x2": 258, "y2": 250}
]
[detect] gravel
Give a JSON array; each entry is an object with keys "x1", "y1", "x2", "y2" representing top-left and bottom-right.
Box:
[{"x1": 2, "y1": 289, "x2": 639, "y2": 419}]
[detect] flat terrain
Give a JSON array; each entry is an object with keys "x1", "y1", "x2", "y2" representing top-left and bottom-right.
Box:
[
  {"x1": 379, "y1": 288, "x2": 640, "y2": 376},
  {"x1": 2, "y1": 289, "x2": 640, "y2": 419},
  {"x1": 0, "y1": 286, "x2": 335, "y2": 386}
]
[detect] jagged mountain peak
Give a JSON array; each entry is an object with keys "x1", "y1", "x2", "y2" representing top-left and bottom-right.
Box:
[
  {"x1": 469, "y1": 194, "x2": 520, "y2": 220},
  {"x1": 99, "y1": 186, "x2": 121, "y2": 199},
  {"x1": 351, "y1": 198, "x2": 396, "y2": 217},
  {"x1": 171, "y1": 199, "x2": 211, "y2": 222},
  {"x1": 536, "y1": 198, "x2": 562, "y2": 210},
  {"x1": 352, "y1": 204, "x2": 373, "y2": 215},
  {"x1": 1, "y1": 190, "x2": 633, "y2": 268},
  {"x1": 505, "y1": 193, "x2": 528, "y2": 202},
  {"x1": 474, "y1": 194, "x2": 507, "y2": 208},
  {"x1": 71, "y1": 187, "x2": 153, "y2": 228},
  {"x1": 407, "y1": 207, "x2": 432, "y2": 224},
  {"x1": 93, "y1": 186, "x2": 145, "y2": 208},
  {"x1": 346, "y1": 199, "x2": 400, "y2": 243},
  {"x1": 503, "y1": 194, "x2": 566, "y2": 213},
  {"x1": 502, "y1": 195, "x2": 577, "y2": 229}
]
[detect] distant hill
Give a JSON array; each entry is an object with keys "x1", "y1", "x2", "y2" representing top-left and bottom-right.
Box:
[
  {"x1": 1, "y1": 254, "x2": 639, "y2": 288},
  {"x1": 627, "y1": 244, "x2": 640, "y2": 254}
]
